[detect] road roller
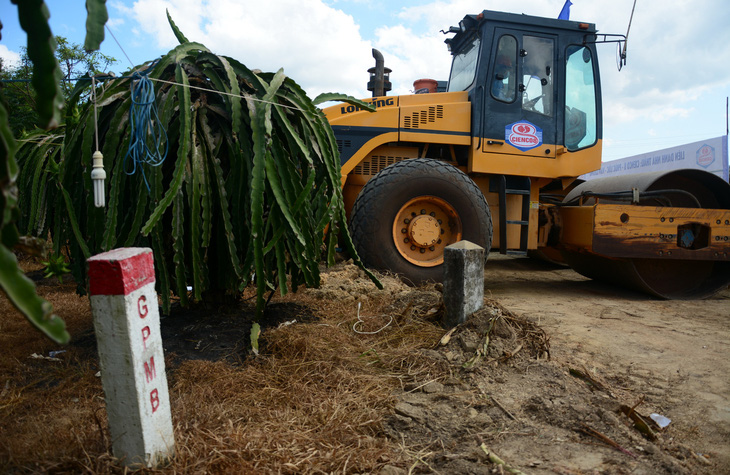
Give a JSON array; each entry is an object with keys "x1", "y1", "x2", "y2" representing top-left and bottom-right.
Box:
[{"x1": 323, "y1": 9, "x2": 730, "y2": 298}]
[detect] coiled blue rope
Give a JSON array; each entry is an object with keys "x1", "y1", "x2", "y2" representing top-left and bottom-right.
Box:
[{"x1": 124, "y1": 70, "x2": 168, "y2": 191}]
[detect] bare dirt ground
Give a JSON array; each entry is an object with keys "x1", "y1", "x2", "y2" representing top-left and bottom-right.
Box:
[
  {"x1": 420, "y1": 255, "x2": 730, "y2": 474},
  {"x1": 478, "y1": 255, "x2": 730, "y2": 474},
  {"x1": 1, "y1": 253, "x2": 728, "y2": 474}
]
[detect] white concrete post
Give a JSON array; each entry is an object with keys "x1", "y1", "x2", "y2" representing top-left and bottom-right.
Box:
[
  {"x1": 88, "y1": 248, "x2": 175, "y2": 467},
  {"x1": 442, "y1": 240, "x2": 485, "y2": 327}
]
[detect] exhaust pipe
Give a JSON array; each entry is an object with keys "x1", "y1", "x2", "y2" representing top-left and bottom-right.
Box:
[{"x1": 367, "y1": 49, "x2": 392, "y2": 98}]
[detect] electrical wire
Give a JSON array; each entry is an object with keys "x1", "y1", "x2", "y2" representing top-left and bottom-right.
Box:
[
  {"x1": 148, "y1": 77, "x2": 307, "y2": 112},
  {"x1": 1, "y1": 74, "x2": 312, "y2": 113},
  {"x1": 352, "y1": 302, "x2": 393, "y2": 335},
  {"x1": 15, "y1": 136, "x2": 65, "y2": 146},
  {"x1": 91, "y1": 76, "x2": 100, "y2": 151},
  {"x1": 105, "y1": 24, "x2": 135, "y2": 69}
]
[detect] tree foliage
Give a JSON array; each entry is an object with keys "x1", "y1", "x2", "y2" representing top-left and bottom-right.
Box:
[{"x1": 0, "y1": 36, "x2": 116, "y2": 136}]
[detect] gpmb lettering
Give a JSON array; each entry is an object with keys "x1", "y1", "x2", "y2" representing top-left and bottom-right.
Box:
[
  {"x1": 141, "y1": 326, "x2": 151, "y2": 349},
  {"x1": 144, "y1": 356, "x2": 156, "y2": 383},
  {"x1": 138, "y1": 295, "x2": 148, "y2": 318},
  {"x1": 150, "y1": 388, "x2": 160, "y2": 413}
]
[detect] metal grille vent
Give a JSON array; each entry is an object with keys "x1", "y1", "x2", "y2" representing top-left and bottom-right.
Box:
[
  {"x1": 336, "y1": 139, "x2": 352, "y2": 153},
  {"x1": 353, "y1": 155, "x2": 405, "y2": 175},
  {"x1": 403, "y1": 105, "x2": 444, "y2": 129}
]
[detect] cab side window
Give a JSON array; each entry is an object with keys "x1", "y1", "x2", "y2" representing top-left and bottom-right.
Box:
[
  {"x1": 565, "y1": 45, "x2": 597, "y2": 150},
  {"x1": 491, "y1": 35, "x2": 517, "y2": 102}
]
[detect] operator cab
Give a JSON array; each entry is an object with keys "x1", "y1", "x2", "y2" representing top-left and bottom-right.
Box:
[{"x1": 445, "y1": 10, "x2": 601, "y2": 164}]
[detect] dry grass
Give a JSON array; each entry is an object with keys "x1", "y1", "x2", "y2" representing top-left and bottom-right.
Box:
[{"x1": 0, "y1": 260, "x2": 452, "y2": 473}]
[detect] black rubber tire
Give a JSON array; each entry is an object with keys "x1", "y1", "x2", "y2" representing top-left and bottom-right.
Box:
[{"x1": 350, "y1": 158, "x2": 492, "y2": 284}]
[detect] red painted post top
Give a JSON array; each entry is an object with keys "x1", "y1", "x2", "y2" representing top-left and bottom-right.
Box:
[{"x1": 88, "y1": 248, "x2": 156, "y2": 296}]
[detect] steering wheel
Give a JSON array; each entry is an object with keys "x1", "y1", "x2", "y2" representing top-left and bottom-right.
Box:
[{"x1": 523, "y1": 94, "x2": 545, "y2": 112}]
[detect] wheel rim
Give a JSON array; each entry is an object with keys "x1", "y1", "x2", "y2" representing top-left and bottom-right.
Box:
[{"x1": 391, "y1": 196, "x2": 462, "y2": 267}]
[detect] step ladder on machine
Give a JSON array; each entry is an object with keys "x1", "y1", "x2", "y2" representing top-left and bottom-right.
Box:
[{"x1": 491, "y1": 175, "x2": 531, "y2": 256}]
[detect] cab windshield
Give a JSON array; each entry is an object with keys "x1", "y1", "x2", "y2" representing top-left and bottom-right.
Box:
[{"x1": 448, "y1": 35, "x2": 480, "y2": 92}]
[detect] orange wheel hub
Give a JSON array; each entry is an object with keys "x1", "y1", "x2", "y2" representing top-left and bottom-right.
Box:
[{"x1": 391, "y1": 196, "x2": 462, "y2": 267}]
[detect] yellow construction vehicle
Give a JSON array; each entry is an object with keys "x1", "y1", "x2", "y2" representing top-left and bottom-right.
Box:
[{"x1": 323, "y1": 10, "x2": 730, "y2": 299}]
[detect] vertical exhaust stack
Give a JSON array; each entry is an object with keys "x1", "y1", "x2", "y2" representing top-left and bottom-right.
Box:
[{"x1": 367, "y1": 49, "x2": 392, "y2": 98}]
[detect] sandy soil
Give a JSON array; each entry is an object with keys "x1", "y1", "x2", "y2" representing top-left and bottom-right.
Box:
[{"x1": 474, "y1": 254, "x2": 730, "y2": 474}]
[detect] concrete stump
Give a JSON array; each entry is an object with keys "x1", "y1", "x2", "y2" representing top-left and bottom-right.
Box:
[
  {"x1": 88, "y1": 248, "x2": 174, "y2": 467},
  {"x1": 442, "y1": 240, "x2": 485, "y2": 327}
]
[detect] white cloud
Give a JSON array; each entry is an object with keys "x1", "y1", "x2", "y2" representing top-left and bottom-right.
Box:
[
  {"x1": 115, "y1": 0, "x2": 729, "y2": 158},
  {"x1": 0, "y1": 45, "x2": 21, "y2": 68},
  {"x1": 128, "y1": 0, "x2": 374, "y2": 97},
  {"x1": 395, "y1": 1, "x2": 730, "y2": 107},
  {"x1": 106, "y1": 17, "x2": 126, "y2": 29},
  {"x1": 130, "y1": 0, "x2": 206, "y2": 49},
  {"x1": 603, "y1": 1, "x2": 730, "y2": 93},
  {"x1": 106, "y1": 1, "x2": 129, "y2": 29},
  {"x1": 372, "y1": 25, "x2": 451, "y2": 95}
]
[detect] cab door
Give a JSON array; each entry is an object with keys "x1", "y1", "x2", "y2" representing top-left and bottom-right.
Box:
[{"x1": 481, "y1": 29, "x2": 558, "y2": 159}]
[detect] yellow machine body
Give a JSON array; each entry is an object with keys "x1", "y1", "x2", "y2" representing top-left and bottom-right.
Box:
[{"x1": 324, "y1": 9, "x2": 730, "y2": 298}]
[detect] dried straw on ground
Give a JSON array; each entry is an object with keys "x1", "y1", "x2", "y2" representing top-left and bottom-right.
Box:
[{"x1": 0, "y1": 259, "x2": 548, "y2": 473}]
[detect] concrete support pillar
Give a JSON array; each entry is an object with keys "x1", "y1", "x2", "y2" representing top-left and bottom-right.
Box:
[
  {"x1": 442, "y1": 240, "x2": 485, "y2": 327},
  {"x1": 88, "y1": 248, "x2": 174, "y2": 467}
]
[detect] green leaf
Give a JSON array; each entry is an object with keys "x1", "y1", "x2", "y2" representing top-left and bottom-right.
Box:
[
  {"x1": 27, "y1": 146, "x2": 51, "y2": 235},
  {"x1": 12, "y1": 0, "x2": 64, "y2": 129},
  {"x1": 198, "y1": 119, "x2": 213, "y2": 248},
  {"x1": 101, "y1": 101, "x2": 131, "y2": 250},
  {"x1": 264, "y1": 139, "x2": 306, "y2": 247},
  {"x1": 0, "y1": 118, "x2": 18, "y2": 232},
  {"x1": 41, "y1": 251, "x2": 71, "y2": 283},
  {"x1": 205, "y1": 132, "x2": 244, "y2": 281},
  {"x1": 147, "y1": 42, "x2": 210, "y2": 81},
  {"x1": 84, "y1": 0, "x2": 108, "y2": 52},
  {"x1": 142, "y1": 63, "x2": 192, "y2": 235},
  {"x1": 166, "y1": 9, "x2": 189, "y2": 45},
  {"x1": 122, "y1": 177, "x2": 149, "y2": 247},
  {"x1": 313, "y1": 93, "x2": 376, "y2": 111},
  {"x1": 247, "y1": 94, "x2": 269, "y2": 319},
  {"x1": 172, "y1": 189, "x2": 188, "y2": 305},
  {"x1": 267, "y1": 210, "x2": 289, "y2": 295},
  {"x1": 189, "y1": 107, "x2": 204, "y2": 300},
  {"x1": 149, "y1": 160, "x2": 171, "y2": 313},
  {"x1": 250, "y1": 322, "x2": 260, "y2": 355},
  {"x1": 59, "y1": 184, "x2": 91, "y2": 259},
  {"x1": 101, "y1": 139, "x2": 126, "y2": 250},
  {"x1": 199, "y1": 53, "x2": 243, "y2": 134}
]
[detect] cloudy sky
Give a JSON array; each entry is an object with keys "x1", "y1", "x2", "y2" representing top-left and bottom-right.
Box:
[{"x1": 2, "y1": 0, "x2": 729, "y2": 162}]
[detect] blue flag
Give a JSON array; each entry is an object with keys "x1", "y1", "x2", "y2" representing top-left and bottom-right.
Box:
[{"x1": 558, "y1": 0, "x2": 572, "y2": 20}]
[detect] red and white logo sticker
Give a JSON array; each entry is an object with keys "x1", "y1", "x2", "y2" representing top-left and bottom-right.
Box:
[
  {"x1": 505, "y1": 121, "x2": 542, "y2": 152},
  {"x1": 696, "y1": 144, "x2": 715, "y2": 168}
]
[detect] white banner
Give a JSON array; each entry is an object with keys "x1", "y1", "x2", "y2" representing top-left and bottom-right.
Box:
[{"x1": 582, "y1": 136, "x2": 729, "y2": 182}]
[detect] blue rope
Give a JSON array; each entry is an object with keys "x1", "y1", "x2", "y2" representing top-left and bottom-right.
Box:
[{"x1": 124, "y1": 71, "x2": 168, "y2": 191}]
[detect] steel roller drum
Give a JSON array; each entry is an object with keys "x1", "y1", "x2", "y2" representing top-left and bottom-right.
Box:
[{"x1": 561, "y1": 169, "x2": 730, "y2": 299}]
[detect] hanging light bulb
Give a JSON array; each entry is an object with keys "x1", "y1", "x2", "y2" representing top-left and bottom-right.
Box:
[
  {"x1": 89, "y1": 75, "x2": 106, "y2": 208},
  {"x1": 91, "y1": 150, "x2": 106, "y2": 207}
]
